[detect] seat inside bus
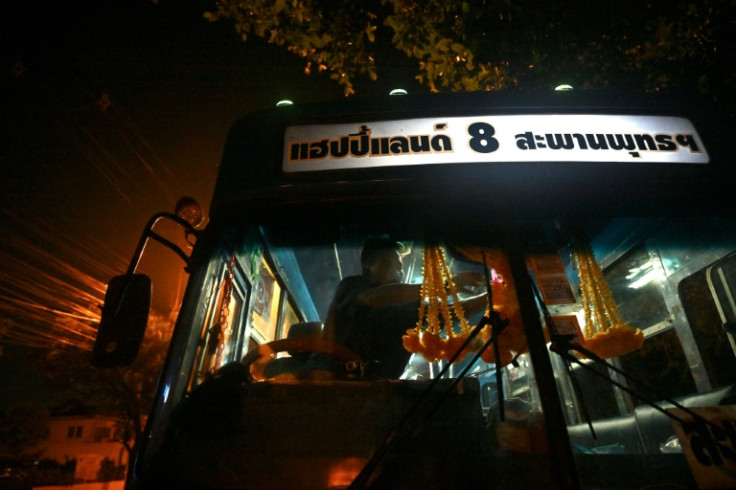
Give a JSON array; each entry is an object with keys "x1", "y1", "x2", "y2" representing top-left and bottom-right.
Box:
[{"x1": 262, "y1": 321, "x2": 324, "y2": 379}]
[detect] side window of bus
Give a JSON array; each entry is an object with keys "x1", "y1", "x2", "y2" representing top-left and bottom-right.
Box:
[
  {"x1": 707, "y1": 252, "x2": 736, "y2": 335},
  {"x1": 564, "y1": 241, "x2": 697, "y2": 422},
  {"x1": 192, "y1": 259, "x2": 249, "y2": 386},
  {"x1": 604, "y1": 242, "x2": 697, "y2": 402},
  {"x1": 251, "y1": 259, "x2": 283, "y2": 343},
  {"x1": 679, "y1": 251, "x2": 736, "y2": 388},
  {"x1": 281, "y1": 300, "x2": 300, "y2": 338}
]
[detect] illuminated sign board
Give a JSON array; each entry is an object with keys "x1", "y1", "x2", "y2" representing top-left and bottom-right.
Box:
[{"x1": 283, "y1": 115, "x2": 708, "y2": 172}]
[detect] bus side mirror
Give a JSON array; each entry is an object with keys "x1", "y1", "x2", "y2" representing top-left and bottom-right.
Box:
[{"x1": 90, "y1": 274, "x2": 152, "y2": 367}]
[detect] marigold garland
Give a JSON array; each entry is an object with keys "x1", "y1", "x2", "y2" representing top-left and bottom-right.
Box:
[
  {"x1": 402, "y1": 246, "x2": 526, "y2": 366},
  {"x1": 572, "y1": 241, "x2": 645, "y2": 359}
]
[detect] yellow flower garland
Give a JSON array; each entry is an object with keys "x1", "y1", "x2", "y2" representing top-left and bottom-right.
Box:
[
  {"x1": 403, "y1": 246, "x2": 471, "y2": 361},
  {"x1": 572, "y1": 241, "x2": 645, "y2": 359},
  {"x1": 402, "y1": 246, "x2": 526, "y2": 366}
]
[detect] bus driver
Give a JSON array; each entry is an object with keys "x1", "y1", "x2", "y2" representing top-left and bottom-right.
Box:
[{"x1": 322, "y1": 237, "x2": 489, "y2": 378}]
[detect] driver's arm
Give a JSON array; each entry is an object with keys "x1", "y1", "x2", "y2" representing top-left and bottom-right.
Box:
[{"x1": 355, "y1": 271, "x2": 487, "y2": 309}]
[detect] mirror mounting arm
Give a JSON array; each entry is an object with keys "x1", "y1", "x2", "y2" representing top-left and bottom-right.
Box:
[{"x1": 126, "y1": 212, "x2": 201, "y2": 275}]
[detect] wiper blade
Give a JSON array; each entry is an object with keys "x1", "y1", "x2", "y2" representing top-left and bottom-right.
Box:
[{"x1": 349, "y1": 251, "x2": 509, "y2": 489}]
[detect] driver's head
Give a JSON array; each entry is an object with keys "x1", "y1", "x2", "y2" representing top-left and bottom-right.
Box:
[{"x1": 361, "y1": 237, "x2": 406, "y2": 286}]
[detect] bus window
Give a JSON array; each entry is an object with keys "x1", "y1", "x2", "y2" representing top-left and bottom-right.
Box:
[
  {"x1": 680, "y1": 252, "x2": 736, "y2": 388},
  {"x1": 171, "y1": 232, "x2": 555, "y2": 489},
  {"x1": 281, "y1": 300, "x2": 301, "y2": 338},
  {"x1": 190, "y1": 258, "x2": 248, "y2": 386},
  {"x1": 605, "y1": 241, "x2": 697, "y2": 402},
  {"x1": 221, "y1": 266, "x2": 249, "y2": 364},
  {"x1": 604, "y1": 242, "x2": 670, "y2": 331},
  {"x1": 251, "y1": 259, "x2": 282, "y2": 342},
  {"x1": 165, "y1": 217, "x2": 736, "y2": 489},
  {"x1": 555, "y1": 216, "x2": 736, "y2": 488}
]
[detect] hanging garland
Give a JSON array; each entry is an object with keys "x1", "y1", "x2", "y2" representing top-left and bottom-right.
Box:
[
  {"x1": 402, "y1": 246, "x2": 470, "y2": 362},
  {"x1": 572, "y1": 241, "x2": 645, "y2": 359},
  {"x1": 402, "y1": 246, "x2": 526, "y2": 366},
  {"x1": 476, "y1": 248, "x2": 526, "y2": 367}
]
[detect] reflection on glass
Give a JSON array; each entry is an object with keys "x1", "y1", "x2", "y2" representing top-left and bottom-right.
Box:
[
  {"x1": 605, "y1": 244, "x2": 669, "y2": 329},
  {"x1": 252, "y1": 259, "x2": 282, "y2": 342}
]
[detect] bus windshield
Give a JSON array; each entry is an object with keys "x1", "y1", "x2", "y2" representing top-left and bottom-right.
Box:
[{"x1": 135, "y1": 213, "x2": 736, "y2": 490}]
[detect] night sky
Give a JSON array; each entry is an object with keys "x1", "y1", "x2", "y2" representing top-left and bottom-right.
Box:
[
  {"x1": 3, "y1": 0, "x2": 343, "y2": 257},
  {"x1": 1, "y1": 0, "x2": 351, "y2": 408}
]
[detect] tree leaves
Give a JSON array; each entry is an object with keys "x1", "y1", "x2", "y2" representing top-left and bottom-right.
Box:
[
  {"x1": 205, "y1": 0, "x2": 735, "y2": 106},
  {"x1": 206, "y1": 0, "x2": 380, "y2": 95},
  {"x1": 0, "y1": 406, "x2": 49, "y2": 456},
  {"x1": 40, "y1": 313, "x2": 173, "y2": 455}
]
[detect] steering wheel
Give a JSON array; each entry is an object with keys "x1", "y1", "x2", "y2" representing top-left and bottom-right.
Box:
[{"x1": 241, "y1": 338, "x2": 363, "y2": 382}]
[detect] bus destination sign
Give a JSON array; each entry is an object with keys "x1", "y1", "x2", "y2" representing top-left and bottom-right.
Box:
[{"x1": 283, "y1": 115, "x2": 709, "y2": 172}]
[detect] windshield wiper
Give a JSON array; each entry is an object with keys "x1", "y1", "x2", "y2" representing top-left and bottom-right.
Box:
[{"x1": 349, "y1": 251, "x2": 510, "y2": 489}]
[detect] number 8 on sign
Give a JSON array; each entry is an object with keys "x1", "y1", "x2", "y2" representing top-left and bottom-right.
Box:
[{"x1": 468, "y1": 122, "x2": 499, "y2": 153}]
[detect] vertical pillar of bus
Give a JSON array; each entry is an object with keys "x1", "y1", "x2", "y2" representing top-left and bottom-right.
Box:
[{"x1": 504, "y1": 226, "x2": 581, "y2": 490}]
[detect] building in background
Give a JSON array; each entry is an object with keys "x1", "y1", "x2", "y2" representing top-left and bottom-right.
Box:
[{"x1": 37, "y1": 410, "x2": 128, "y2": 483}]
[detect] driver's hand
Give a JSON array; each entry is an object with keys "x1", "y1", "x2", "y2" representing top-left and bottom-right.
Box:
[{"x1": 451, "y1": 271, "x2": 486, "y2": 295}]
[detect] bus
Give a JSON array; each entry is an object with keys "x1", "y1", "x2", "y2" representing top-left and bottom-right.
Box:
[{"x1": 92, "y1": 90, "x2": 736, "y2": 489}]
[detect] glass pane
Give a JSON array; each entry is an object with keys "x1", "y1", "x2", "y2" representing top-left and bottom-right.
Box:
[
  {"x1": 680, "y1": 257, "x2": 736, "y2": 387},
  {"x1": 217, "y1": 279, "x2": 245, "y2": 366},
  {"x1": 190, "y1": 265, "x2": 234, "y2": 385},
  {"x1": 251, "y1": 259, "x2": 282, "y2": 342},
  {"x1": 165, "y1": 229, "x2": 559, "y2": 489},
  {"x1": 605, "y1": 243, "x2": 670, "y2": 329},
  {"x1": 161, "y1": 215, "x2": 736, "y2": 490},
  {"x1": 187, "y1": 260, "x2": 248, "y2": 384},
  {"x1": 281, "y1": 301, "x2": 300, "y2": 338},
  {"x1": 539, "y1": 216, "x2": 736, "y2": 489}
]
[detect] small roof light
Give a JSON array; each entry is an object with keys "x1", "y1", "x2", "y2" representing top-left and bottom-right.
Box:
[
  {"x1": 389, "y1": 89, "x2": 408, "y2": 96},
  {"x1": 276, "y1": 99, "x2": 294, "y2": 107},
  {"x1": 554, "y1": 84, "x2": 574, "y2": 91}
]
